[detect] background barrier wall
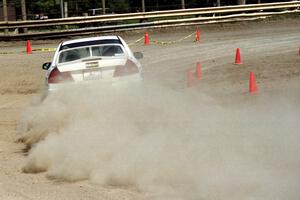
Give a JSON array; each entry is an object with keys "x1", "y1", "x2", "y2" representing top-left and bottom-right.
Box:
[{"x1": 0, "y1": 1, "x2": 299, "y2": 40}]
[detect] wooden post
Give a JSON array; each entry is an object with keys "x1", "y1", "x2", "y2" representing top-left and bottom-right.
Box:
[
  {"x1": 64, "y1": 1, "x2": 68, "y2": 18},
  {"x1": 3, "y1": 0, "x2": 8, "y2": 34},
  {"x1": 237, "y1": 0, "x2": 246, "y2": 5},
  {"x1": 102, "y1": 0, "x2": 106, "y2": 15},
  {"x1": 75, "y1": 2, "x2": 78, "y2": 15},
  {"x1": 181, "y1": 0, "x2": 185, "y2": 9},
  {"x1": 217, "y1": 0, "x2": 221, "y2": 6},
  {"x1": 21, "y1": 0, "x2": 27, "y2": 33},
  {"x1": 64, "y1": 1, "x2": 68, "y2": 29},
  {"x1": 142, "y1": 0, "x2": 145, "y2": 12},
  {"x1": 60, "y1": 0, "x2": 64, "y2": 18}
]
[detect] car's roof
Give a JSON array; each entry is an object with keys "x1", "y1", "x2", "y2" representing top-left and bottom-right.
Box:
[
  {"x1": 62, "y1": 36, "x2": 120, "y2": 46},
  {"x1": 59, "y1": 36, "x2": 123, "y2": 51}
]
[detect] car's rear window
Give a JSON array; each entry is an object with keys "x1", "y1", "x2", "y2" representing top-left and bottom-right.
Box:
[
  {"x1": 92, "y1": 45, "x2": 124, "y2": 57},
  {"x1": 58, "y1": 44, "x2": 125, "y2": 64},
  {"x1": 59, "y1": 47, "x2": 90, "y2": 63},
  {"x1": 60, "y1": 39, "x2": 122, "y2": 51}
]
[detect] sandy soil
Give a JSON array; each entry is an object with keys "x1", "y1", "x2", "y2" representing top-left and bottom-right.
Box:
[{"x1": 0, "y1": 18, "x2": 299, "y2": 199}]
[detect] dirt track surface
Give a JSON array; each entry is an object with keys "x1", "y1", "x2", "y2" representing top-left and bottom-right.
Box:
[{"x1": 0, "y1": 18, "x2": 300, "y2": 199}]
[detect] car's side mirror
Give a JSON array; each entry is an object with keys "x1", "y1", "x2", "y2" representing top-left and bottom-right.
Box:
[
  {"x1": 134, "y1": 52, "x2": 143, "y2": 60},
  {"x1": 42, "y1": 62, "x2": 51, "y2": 70}
]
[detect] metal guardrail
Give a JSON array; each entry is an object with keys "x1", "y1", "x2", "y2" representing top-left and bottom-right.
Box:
[{"x1": 0, "y1": 1, "x2": 299, "y2": 40}]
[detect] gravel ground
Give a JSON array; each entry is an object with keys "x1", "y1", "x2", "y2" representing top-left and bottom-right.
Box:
[{"x1": 0, "y1": 18, "x2": 299, "y2": 199}]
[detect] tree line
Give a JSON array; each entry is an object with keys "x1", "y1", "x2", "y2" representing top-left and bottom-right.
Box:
[{"x1": 12, "y1": 0, "x2": 292, "y2": 19}]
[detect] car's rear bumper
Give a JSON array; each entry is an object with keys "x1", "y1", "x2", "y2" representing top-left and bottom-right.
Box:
[{"x1": 47, "y1": 73, "x2": 142, "y2": 92}]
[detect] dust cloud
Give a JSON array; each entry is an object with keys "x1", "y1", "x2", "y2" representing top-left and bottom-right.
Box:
[{"x1": 18, "y1": 82, "x2": 300, "y2": 200}]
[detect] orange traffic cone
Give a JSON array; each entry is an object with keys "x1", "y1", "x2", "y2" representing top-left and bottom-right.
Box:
[
  {"x1": 195, "y1": 28, "x2": 200, "y2": 43},
  {"x1": 144, "y1": 32, "x2": 149, "y2": 45},
  {"x1": 249, "y1": 71, "x2": 258, "y2": 93},
  {"x1": 26, "y1": 40, "x2": 32, "y2": 54},
  {"x1": 187, "y1": 69, "x2": 194, "y2": 88},
  {"x1": 235, "y1": 48, "x2": 242, "y2": 65},
  {"x1": 196, "y1": 62, "x2": 201, "y2": 80}
]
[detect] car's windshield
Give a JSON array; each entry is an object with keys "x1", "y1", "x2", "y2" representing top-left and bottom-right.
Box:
[{"x1": 58, "y1": 44, "x2": 125, "y2": 64}]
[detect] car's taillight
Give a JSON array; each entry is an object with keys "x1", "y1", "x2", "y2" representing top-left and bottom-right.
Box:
[
  {"x1": 113, "y1": 60, "x2": 139, "y2": 77},
  {"x1": 48, "y1": 67, "x2": 73, "y2": 84}
]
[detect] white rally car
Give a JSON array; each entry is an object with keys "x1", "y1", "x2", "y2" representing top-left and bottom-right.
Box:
[{"x1": 42, "y1": 36, "x2": 143, "y2": 91}]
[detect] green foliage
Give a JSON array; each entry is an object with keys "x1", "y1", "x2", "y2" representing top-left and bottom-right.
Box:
[
  {"x1": 24, "y1": 0, "x2": 287, "y2": 17},
  {"x1": 31, "y1": 0, "x2": 57, "y2": 12}
]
